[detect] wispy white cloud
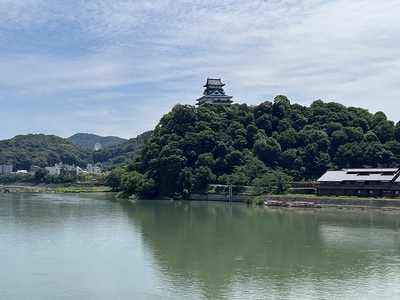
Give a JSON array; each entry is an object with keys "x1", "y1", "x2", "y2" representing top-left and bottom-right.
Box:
[{"x1": 1, "y1": 0, "x2": 400, "y2": 140}]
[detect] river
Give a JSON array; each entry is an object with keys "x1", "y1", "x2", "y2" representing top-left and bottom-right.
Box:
[{"x1": 1, "y1": 192, "x2": 400, "y2": 299}]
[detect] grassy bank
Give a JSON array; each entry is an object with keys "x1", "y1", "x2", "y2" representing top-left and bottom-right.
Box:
[
  {"x1": 2, "y1": 183, "x2": 111, "y2": 193},
  {"x1": 51, "y1": 185, "x2": 112, "y2": 193}
]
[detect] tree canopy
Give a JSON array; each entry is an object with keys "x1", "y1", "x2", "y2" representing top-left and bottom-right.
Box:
[
  {"x1": 0, "y1": 131, "x2": 152, "y2": 171},
  {"x1": 0, "y1": 134, "x2": 93, "y2": 170},
  {"x1": 112, "y1": 97, "x2": 400, "y2": 198}
]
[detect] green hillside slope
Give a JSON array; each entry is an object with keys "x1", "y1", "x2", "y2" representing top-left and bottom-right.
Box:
[
  {"x1": 110, "y1": 96, "x2": 400, "y2": 198},
  {"x1": 0, "y1": 134, "x2": 93, "y2": 170},
  {"x1": 67, "y1": 133, "x2": 127, "y2": 149}
]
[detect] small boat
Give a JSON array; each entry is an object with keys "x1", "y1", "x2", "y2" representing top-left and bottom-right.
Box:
[
  {"x1": 264, "y1": 200, "x2": 288, "y2": 207},
  {"x1": 290, "y1": 201, "x2": 319, "y2": 208}
]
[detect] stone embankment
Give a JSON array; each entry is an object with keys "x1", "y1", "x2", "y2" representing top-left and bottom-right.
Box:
[
  {"x1": 190, "y1": 193, "x2": 400, "y2": 209},
  {"x1": 286, "y1": 196, "x2": 400, "y2": 209},
  {"x1": 190, "y1": 194, "x2": 251, "y2": 202}
]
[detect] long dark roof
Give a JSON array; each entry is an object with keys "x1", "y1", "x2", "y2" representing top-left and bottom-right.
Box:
[{"x1": 317, "y1": 168, "x2": 400, "y2": 182}]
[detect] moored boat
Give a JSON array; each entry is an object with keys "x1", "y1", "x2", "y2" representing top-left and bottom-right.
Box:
[
  {"x1": 290, "y1": 201, "x2": 320, "y2": 208},
  {"x1": 264, "y1": 200, "x2": 288, "y2": 207}
]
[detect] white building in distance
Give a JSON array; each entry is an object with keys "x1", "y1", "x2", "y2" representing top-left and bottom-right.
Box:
[
  {"x1": 87, "y1": 164, "x2": 101, "y2": 173},
  {"x1": 46, "y1": 166, "x2": 61, "y2": 176},
  {"x1": 0, "y1": 164, "x2": 13, "y2": 174}
]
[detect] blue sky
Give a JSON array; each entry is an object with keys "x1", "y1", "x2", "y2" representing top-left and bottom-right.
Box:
[{"x1": 1, "y1": 0, "x2": 400, "y2": 140}]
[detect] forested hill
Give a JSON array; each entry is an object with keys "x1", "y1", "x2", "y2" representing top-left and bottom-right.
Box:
[
  {"x1": 92, "y1": 131, "x2": 153, "y2": 166},
  {"x1": 0, "y1": 134, "x2": 93, "y2": 170},
  {"x1": 0, "y1": 132, "x2": 153, "y2": 170},
  {"x1": 111, "y1": 96, "x2": 400, "y2": 198},
  {"x1": 67, "y1": 133, "x2": 126, "y2": 149}
]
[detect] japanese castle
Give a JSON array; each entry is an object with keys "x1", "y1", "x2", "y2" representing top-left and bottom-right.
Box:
[{"x1": 196, "y1": 78, "x2": 233, "y2": 106}]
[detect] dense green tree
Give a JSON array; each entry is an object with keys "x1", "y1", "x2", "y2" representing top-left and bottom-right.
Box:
[
  {"x1": 195, "y1": 153, "x2": 215, "y2": 168},
  {"x1": 330, "y1": 130, "x2": 348, "y2": 152},
  {"x1": 324, "y1": 122, "x2": 343, "y2": 137},
  {"x1": 252, "y1": 169, "x2": 292, "y2": 194},
  {"x1": 384, "y1": 141, "x2": 400, "y2": 164},
  {"x1": 226, "y1": 150, "x2": 244, "y2": 171},
  {"x1": 34, "y1": 168, "x2": 49, "y2": 183},
  {"x1": 213, "y1": 142, "x2": 228, "y2": 158},
  {"x1": 273, "y1": 95, "x2": 291, "y2": 119},
  {"x1": 58, "y1": 169, "x2": 77, "y2": 183},
  {"x1": 373, "y1": 121, "x2": 395, "y2": 143},
  {"x1": 277, "y1": 128, "x2": 297, "y2": 151},
  {"x1": 343, "y1": 127, "x2": 364, "y2": 143},
  {"x1": 395, "y1": 121, "x2": 400, "y2": 142},
  {"x1": 253, "y1": 136, "x2": 281, "y2": 166},
  {"x1": 106, "y1": 167, "x2": 126, "y2": 191},
  {"x1": 245, "y1": 124, "x2": 258, "y2": 148},
  {"x1": 279, "y1": 148, "x2": 298, "y2": 169},
  {"x1": 192, "y1": 166, "x2": 216, "y2": 191},
  {"x1": 103, "y1": 98, "x2": 400, "y2": 198},
  {"x1": 363, "y1": 143, "x2": 396, "y2": 167},
  {"x1": 120, "y1": 171, "x2": 145, "y2": 195},
  {"x1": 255, "y1": 115, "x2": 273, "y2": 136},
  {"x1": 363, "y1": 131, "x2": 379, "y2": 143},
  {"x1": 334, "y1": 142, "x2": 364, "y2": 168}
]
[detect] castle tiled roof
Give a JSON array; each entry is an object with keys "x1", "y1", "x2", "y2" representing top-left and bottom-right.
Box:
[
  {"x1": 205, "y1": 78, "x2": 224, "y2": 87},
  {"x1": 196, "y1": 77, "x2": 232, "y2": 106}
]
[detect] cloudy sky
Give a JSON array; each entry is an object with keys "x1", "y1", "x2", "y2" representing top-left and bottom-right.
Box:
[{"x1": 1, "y1": 0, "x2": 399, "y2": 140}]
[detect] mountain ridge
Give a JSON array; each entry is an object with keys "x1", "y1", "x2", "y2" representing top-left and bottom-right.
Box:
[{"x1": 67, "y1": 133, "x2": 127, "y2": 149}]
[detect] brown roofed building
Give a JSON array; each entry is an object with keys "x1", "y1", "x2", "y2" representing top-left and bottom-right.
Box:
[{"x1": 316, "y1": 168, "x2": 400, "y2": 197}]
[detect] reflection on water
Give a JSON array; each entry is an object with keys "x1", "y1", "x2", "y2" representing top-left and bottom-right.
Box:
[
  {"x1": 121, "y1": 200, "x2": 400, "y2": 299},
  {"x1": 1, "y1": 193, "x2": 400, "y2": 299}
]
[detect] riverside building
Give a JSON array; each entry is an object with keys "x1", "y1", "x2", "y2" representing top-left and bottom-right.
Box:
[{"x1": 316, "y1": 168, "x2": 400, "y2": 197}]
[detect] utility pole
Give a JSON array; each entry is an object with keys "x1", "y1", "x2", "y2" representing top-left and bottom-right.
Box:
[{"x1": 229, "y1": 184, "x2": 233, "y2": 202}]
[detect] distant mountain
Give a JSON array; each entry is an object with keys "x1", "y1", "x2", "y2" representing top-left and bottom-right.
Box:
[
  {"x1": 67, "y1": 133, "x2": 127, "y2": 149},
  {"x1": 0, "y1": 134, "x2": 93, "y2": 170},
  {"x1": 0, "y1": 131, "x2": 153, "y2": 171},
  {"x1": 92, "y1": 130, "x2": 153, "y2": 166}
]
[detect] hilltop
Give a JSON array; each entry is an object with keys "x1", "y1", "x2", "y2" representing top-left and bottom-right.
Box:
[
  {"x1": 0, "y1": 131, "x2": 152, "y2": 171},
  {"x1": 0, "y1": 134, "x2": 93, "y2": 170},
  {"x1": 108, "y1": 96, "x2": 400, "y2": 198},
  {"x1": 67, "y1": 133, "x2": 127, "y2": 149}
]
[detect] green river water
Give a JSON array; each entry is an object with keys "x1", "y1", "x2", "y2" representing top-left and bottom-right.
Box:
[{"x1": 1, "y1": 192, "x2": 400, "y2": 299}]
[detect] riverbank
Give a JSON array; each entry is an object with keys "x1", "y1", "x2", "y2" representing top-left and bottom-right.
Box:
[
  {"x1": 1, "y1": 182, "x2": 111, "y2": 193},
  {"x1": 266, "y1": 195, "x2": 400, "y2": 210},
  {"x1": 3, "y1": 185, "x2": 400, "y2": 211},
  {"x1": 189, "y1": 193, "x2": 400, "y2": 210}
]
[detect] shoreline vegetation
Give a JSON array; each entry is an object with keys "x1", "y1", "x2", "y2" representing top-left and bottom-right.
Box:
[
  {"x1": 3, "y1": 182, "x2": 400, "y2": 211},
  {"x1": 4, "y1": 101, "x2": 400, "y2": 204},
  {"x1": 1, "y1": 183, "x2": 112, "y2": 193}
]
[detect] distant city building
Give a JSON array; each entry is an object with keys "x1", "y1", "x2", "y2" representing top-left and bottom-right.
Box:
[
  {"x1": 65, "y1": 164, "x2": 83, "y2": 175},
  {"x1": 76, "y1": 166, "x2": 83, "y2": 175},
  {"x1": 30, "y1": 165, "x2": 40, "y2": 173},
  {"x1": 46, "y1": 165, "x2": 61, "y2": 176},
  {"x1": 15, "y1": 170, "x2": 28, "y2": 174},
  {"x1": 87, "y1": 164, "x2": 101, "y2": 173},
  {"x1": 0, "y1": 164, "x2": 13, "y2": 174},
  {"x1": 196, "y1": 78, "x2": 233, "y2": 106}
]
